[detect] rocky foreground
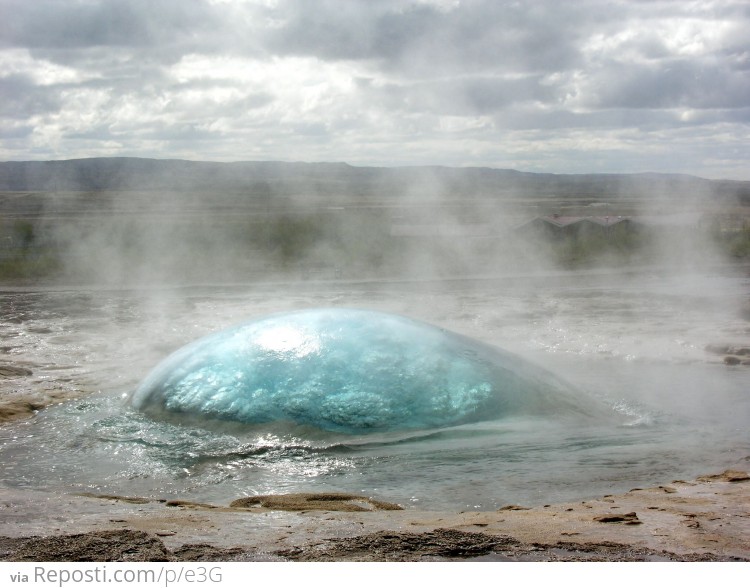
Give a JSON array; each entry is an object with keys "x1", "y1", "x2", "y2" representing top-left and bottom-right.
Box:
[{"x1": 0, "y1": 468, "x2": 748, "y2": 562}]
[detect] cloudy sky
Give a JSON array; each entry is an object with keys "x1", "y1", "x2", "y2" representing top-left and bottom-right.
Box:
[{"x1": 1, "y1": 0, "x2": 749, "y2": 178}]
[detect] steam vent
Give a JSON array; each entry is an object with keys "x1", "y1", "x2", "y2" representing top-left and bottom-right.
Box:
[{"x1": 132, "y1": 308, "x2": 585, "y2": 433}]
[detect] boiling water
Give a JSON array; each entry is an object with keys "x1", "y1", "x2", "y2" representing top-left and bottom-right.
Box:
[{"x1": 1, "y1": 271, "x2": 748, "y2": 510}]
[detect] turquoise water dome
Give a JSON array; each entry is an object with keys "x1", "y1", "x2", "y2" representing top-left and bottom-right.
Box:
[{"x1": 131, "y1": 308, "x2": 588, "y2": 433}]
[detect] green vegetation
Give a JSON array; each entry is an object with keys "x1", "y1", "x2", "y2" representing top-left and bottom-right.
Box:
[
  {"x1": 0, "y1": 220, "x2": 62, "y2": 280},
  {"x1": 2, "y1": 184, "x2": 750, "y2": 285},
  {"x1": 265, "y1": 213, "x2": 329, "y2": 266},
  {"x1": 715, "y1": 226, "x2": 750, "y2": 259},
  {"x1": 549, "y1": 229, "x2": 651, "y2": 268},
  {"x1": 0, "y1": 253, "x2": 61, "y2": 280}
]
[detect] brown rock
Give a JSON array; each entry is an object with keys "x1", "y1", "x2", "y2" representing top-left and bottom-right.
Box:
[
  {"x1": 697, "y1": 470, "x2": 750, "y2": 483},
  {"x1": 0, "y1": 365, "x2": 33, "y2": 378},
  {"x1": 593, "y1": 512, "x2": 641, "y2": 524},
  {"x1": 0, "y1": 400, "x2": 45, "y2": 423},
  {"x1": 164, "y1": 500, "x2": 218, "y2": 509},
  {"x1": 706, "y1": 345, "x2": 750, "y2": 356},
  {"x1": 278, "y1": 528, "x2": 520, "y2": 562},
  {"x1": 230, "y1": 492, "x2": 402, "y2": 512},
  {"x1": 76, "y1": 493, "x2": 152, "y2": 505},
  {"x1": 171, "y1": 543, "x2": 248, "y2": 562},
  {"x1": 2, "y1": 530, "x2": 169, "y2": 562}
]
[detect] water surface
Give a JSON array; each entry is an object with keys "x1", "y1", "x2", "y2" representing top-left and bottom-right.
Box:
[{"x1": 1, "y1": 270, "x2": 748, "y2": 510}]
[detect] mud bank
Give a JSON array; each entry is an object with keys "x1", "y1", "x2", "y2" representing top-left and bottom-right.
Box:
[{"x1": 1, "y1": 467, "x2": 748, "y2": 562}]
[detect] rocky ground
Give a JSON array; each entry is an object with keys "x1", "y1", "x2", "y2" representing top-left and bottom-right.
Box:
[{"x1": 1, "y1": 468, "x2": 748, "y2": 562}]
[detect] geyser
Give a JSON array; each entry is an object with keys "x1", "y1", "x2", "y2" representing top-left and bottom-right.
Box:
[{"x1": 132, "y1": 308, "x2": 588, "y2": 433}]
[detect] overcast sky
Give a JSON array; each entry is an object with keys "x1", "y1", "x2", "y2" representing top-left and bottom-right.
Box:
[{"x1": 1, "y1": 0, "x2": 749, "y2": 179}]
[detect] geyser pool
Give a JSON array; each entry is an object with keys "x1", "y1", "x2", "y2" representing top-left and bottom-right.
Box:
[
  {"x1": 132, "y1": 308, "x2": 591, "y2": 433},
  {"x1": 2, "y1": 278, "x2": 748, "y2": 510}
]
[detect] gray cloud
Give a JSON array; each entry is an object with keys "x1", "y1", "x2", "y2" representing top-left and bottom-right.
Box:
[
  {"x1": 1, "y1": 0, "x2": 219, "y2": 51},
  {"x1": 0, "y1": 73, "x2": 62, "y2": 118},
  {"x1": 0, "y1": 0, "x2": 748, "y2": 178},
  {"x1": 584, "y1": 60, "x2": 750, "y2": 110},
  {"x1": 260, "y1": 0, "x2": 589, "y2": 77},
  {"x1": 0, "y1": 123, "x2": 34, "y2": 140},
  {"x1": 363, "y1": 75, "x2": 557, "y2": 116}
]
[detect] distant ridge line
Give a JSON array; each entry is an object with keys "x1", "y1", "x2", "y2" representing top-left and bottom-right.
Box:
[{"x1": 0, "y1": 157, "x2": 747, "y2": 200}]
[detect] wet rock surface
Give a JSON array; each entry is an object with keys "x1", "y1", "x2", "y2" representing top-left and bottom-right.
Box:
[
  {"x1": 1, "y1": 527, "x2": 735, "y2": 563},
  {"x1": 230, "y1": 492, "x2": 403, "y2": 512},
  {"x1": 0, "y1": 381, "x2": 85, "y2": 423},
  {"x1": 705, "y1": 344, "x2": 750, "y2": 366},
  {"x1": 593, "y1": 512, "x2": 641, "y2": 524},
  {"x1": 0, "y1": 364, "x2": 33, "y2": 378},
  {"x1": 0, "y1": 356, "x2": 92, "y2": 424},
  {"x1": 0, "y1": 469, "x2": 748, "y2": 562},
  {"x1": 697, "y1": 469, "x2": 750, "y2": 482},
  {"x1": 0, "y1": 531, "x2": 258, "y2": 562},
  {"x1": 277, "y1": 528, "x2": 731, "y2": 562},
  {"x1": 278, "y1": 528, "x2": 519, "y2": 561},
  {"x1": 0, "y1": 530, "x2": 170, "y2": 562}
]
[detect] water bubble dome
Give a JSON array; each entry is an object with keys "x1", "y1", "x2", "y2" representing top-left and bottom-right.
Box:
[{"x1": 131, "y1": 308, "x2": 587, "y2": 433}]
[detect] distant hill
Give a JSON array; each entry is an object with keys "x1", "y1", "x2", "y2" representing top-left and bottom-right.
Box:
[
  {"x1": 2, "y1": 158, "x2": 750, "y2": 283},
  {"x1": 0, "y1": 157, "x2": 749, "y2": 203}
]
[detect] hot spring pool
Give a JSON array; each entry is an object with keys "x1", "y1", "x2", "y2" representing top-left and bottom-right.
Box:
[{"x1": 1, "y1": 273, "x2": 748, "y2": 510}]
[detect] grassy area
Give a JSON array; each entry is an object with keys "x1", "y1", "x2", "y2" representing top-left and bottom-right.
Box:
[
  {"x1": 2, "y1": 197, "x2": 749, "y2": 284},
  {"x1": 546, "y1": 229, "x2": 651, "y2": 268},
  {"x1": 0, "y1": 250, "x2": 62, "y2": 280},
  {"x1": 0, "y1": 220, "x2": 61, "y2": 280},
  {"x1": 716, "y1": 226, "x2": 750, "y2": 259}
]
